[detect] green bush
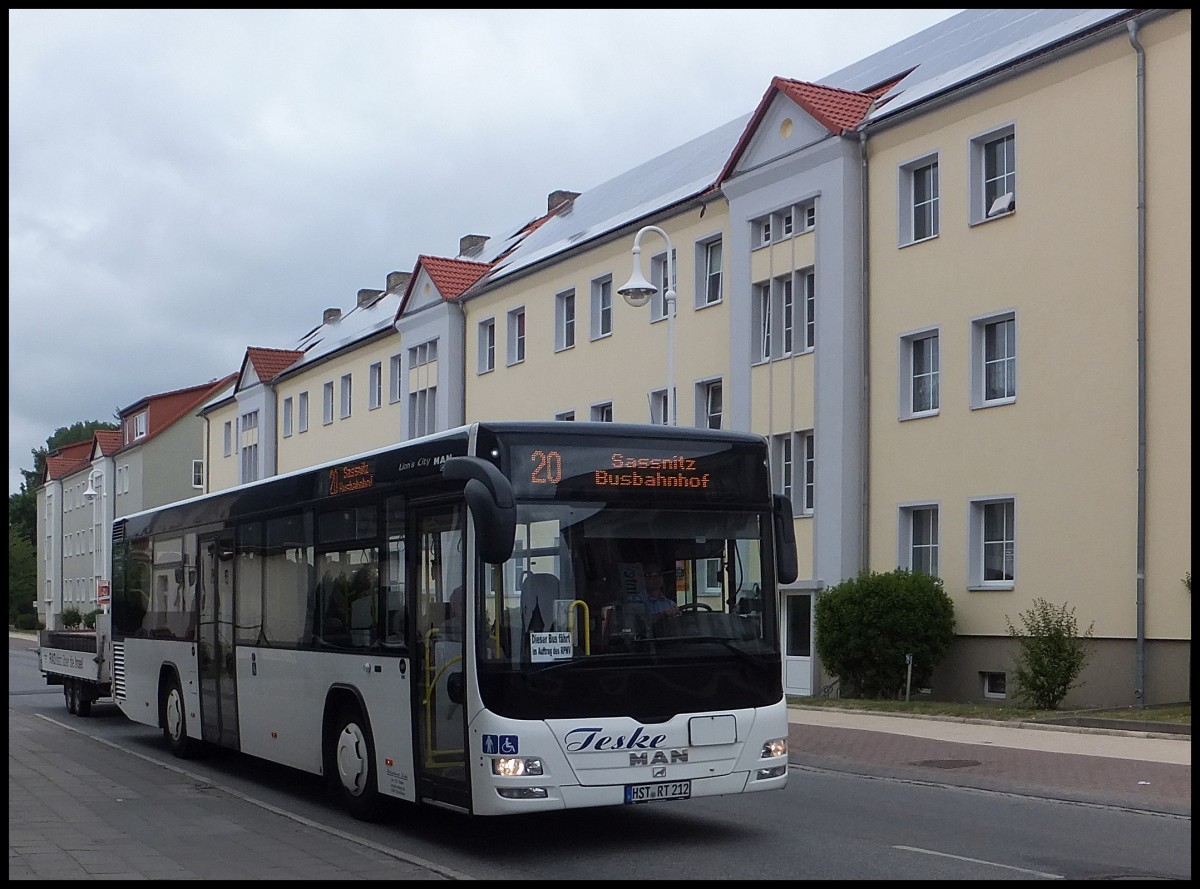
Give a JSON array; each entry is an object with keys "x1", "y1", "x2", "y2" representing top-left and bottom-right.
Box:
[
  {"x1": 814, "y1": 569, "x2": 955, "y2": 699},
  {"x1": 15, "y1": 613, "x2": 39, "y2": 631},
  {"x1": 83, "y1": 609, "x2": 102, "y2": 630},
  {"x1": 1005, "y1": 598, "x2": 1094, "y2": 710},
  {"x1": 60, "y1": 606, "x2": 83, "y2": 629}
]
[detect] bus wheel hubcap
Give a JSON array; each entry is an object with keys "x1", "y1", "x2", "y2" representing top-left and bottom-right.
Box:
[{"x1": 336, "y1": 724, "x2": 368, "y2": 795}]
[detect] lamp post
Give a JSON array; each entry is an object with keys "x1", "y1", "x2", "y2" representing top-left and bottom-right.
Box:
[
  {"x1": 617, "y1": 225, "x2": 676, "y2": 425},
  {"x1": 83, "y1": 469, "x2": 109, "y2": 614}
]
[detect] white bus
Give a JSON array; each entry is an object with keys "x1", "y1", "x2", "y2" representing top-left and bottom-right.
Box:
[{"x1": 109, "y1": 421, "x2": 798, "y2": 817}]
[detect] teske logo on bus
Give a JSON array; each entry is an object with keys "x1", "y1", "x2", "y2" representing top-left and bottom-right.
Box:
[{"x1": 563, "y1": 725, "x2": 669, "y2": 752}]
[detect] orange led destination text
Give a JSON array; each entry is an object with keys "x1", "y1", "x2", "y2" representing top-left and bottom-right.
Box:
[{"x1": 594, "y1": 452, "x2": 711, "y2": 488}]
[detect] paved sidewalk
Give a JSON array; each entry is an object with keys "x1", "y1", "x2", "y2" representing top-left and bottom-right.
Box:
[{"x1": 785, "y1": 705, "x2": 1190, "y2": 816}]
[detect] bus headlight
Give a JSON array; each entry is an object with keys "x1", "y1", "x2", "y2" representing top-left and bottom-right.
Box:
[
  {"x1": 760, "y1": 738, "x2": 787, "y2": 758},
  {"x1": 492, "y1": 756, "x2": 544, "y2": 777}
]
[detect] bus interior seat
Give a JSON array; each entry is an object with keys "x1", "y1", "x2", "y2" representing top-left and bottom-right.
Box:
[{"x1": 520, "y1": 572, "x2": 559, "y2": 632}]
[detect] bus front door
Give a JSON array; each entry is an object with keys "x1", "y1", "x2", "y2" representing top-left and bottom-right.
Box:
[
  {"x1": 198, "y1": 531, "x2": 239, "y2": 749},
  {"x1": 412, "y1": 503, "x2": 469, "y2": 811}
]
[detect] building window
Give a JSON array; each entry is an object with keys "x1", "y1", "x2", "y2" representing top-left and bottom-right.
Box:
[
  {"x1": 753, "y1": 215, "x2": 772, "y2": 247},
  {"x1": 340, "y1": 373, "x2": 353, "y2": 419},
  {"x1": 969, "y1": 497, "x2": 1016, "y2": 587},
  {"x1": 282, "y1": 396, "x2": 294, "y2": 437},
  {"x1": 298, "y1": 391, "x2": 309, "y2": 433},
  {"x1": 780, "y1": 209, "x2": 794, "y2": 238},
  {"x1": 798, "y1": 200, "x2": 816, "y2": 233},
  {"x1": 223, "y1": 420, "x2": 233, "y2": 457},
  {"x1": 651, "y1": 252, "x2": 671, "y2": 322},
  {"x1": 773, "y1": 434, "x2": 794, "y2": 504},
  {"x1": 755, "y1": 282, "x2": 772, "y2": 361},
  {"x1": 507, "y1": 307, "x2": 526, "y2": 365},
  {"x1": 971, "y1": 312, "x2": 1017, "y2": 407},
  {"x1": 900, "y1": 504, "x2": 939, "y2": 577},
  {"x1": 409, "y1": 386, "x2": 437, "y2": 438},
  {"x1": 699, "y1": 380, "x2": 722, "y2": 429},
  {"x1": 390, "y1": 354, "x2": 404, "y2": 401},
  {"x1": 591, "y1": 276, "x2": 613, "y2": 339},
  {"x1": 240, "y1": 411, "x2": 259, "y2": 483},
  {"x1": 555, "y1": 410, "x2": 575, "y2": 422},
  {"x1": 800, "y1": 431, "x2": 815, "y2": 515},
  {"x1": 369, "y1": 362, "x2": 382, "y2": 410},
  {"x1": 323, "y1": 381, "x2": 334, "y2": 425},
  {"x1": 478, "y1": 319, "x2": 496, "y2": 374},
  {"x1": 983, "y1": 672, "x2": 1007, "y2": 699},
  {"x1": 970, "y1": 124, "x2": 1016, "y2": 223},
  {"x1": 650, "y1": 389, "x2": 671, "y2": 425},
  {"x1": 192, "y1": 460, "x2": 204, "y2": 489},
  {"x1": 700, "y1": 239, "x2": 722, "y2": 306},
  {"x1": 133, "y1": 411, "x2": 148, "y2": 440},
  {"x1": 556, "y1": 289, "x2": 576, "y2": 351},
  {"x1": 899, "y1": 329, "x2": 940, "y2": 418},
  {"x1": 779, "y1": 275, "x2": 794, "y2": 355},
  {"x1": 591, "y1": 402, "x2": 613, "y2": 422},
  {"x1": 899, "y1": 154, "x2": 939, "y2": 244},
  {"x1": 801, "y1": 269, "x2": 815, "y2": 351}
]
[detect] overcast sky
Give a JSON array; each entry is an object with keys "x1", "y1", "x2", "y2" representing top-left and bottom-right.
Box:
[{"x1": 8, "y1": 8, "x2": 961, "y2": 495}]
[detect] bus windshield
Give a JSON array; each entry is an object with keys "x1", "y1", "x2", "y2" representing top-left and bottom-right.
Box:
[{"x1": 477, "y1": 501, "x2": 777, "y2": 671}]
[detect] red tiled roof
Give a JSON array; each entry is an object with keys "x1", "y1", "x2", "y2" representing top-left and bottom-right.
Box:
[
  {"x1": 419, "y1": 255, "x2": 491, "y2": 298},
  {"x1": 119, "y1": 373, "x2": 238, "y2": 452},
  {"x1": 44, "y1": 440, "x2": 93, "y2": 482},
  {"x1": 93, "y1": 429, "x2": 122, "y2": 456},
  {"x1": 243, "y1": 347, "x2": 304, "y2": 385},
  {"x1": 718, "y1": 76, "x2": 877, "y2": 185}
]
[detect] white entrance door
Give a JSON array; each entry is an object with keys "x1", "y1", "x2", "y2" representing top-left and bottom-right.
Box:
[{"x1": 782, "y1": 593, "x2": 812, "y2": 696}]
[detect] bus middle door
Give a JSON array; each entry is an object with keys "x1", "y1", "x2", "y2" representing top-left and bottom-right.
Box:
[
  {"x1": 198, "y1": 531, "x2": 239, "y2": 749},
  {"x1": 412, "y1": 502, "x2": 470, "y2": 811}
]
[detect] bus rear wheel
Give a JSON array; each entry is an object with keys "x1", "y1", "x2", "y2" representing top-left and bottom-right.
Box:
[
  {"x1": 161, "y1": 674, "x2": 198, "y2": 758},
  {"x1": 327, "y1": 705, "x2": 383, "y2": 821}
]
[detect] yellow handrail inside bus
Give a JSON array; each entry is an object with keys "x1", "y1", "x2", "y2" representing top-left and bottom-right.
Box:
[
  {"x1": 566, "y1": 599, "x2": 590, "y2": 655},
  {"x1": 421, "y1": 627, "x2": 463, "y2": 767}
]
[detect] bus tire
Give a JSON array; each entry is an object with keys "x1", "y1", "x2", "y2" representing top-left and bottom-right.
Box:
[
  {"x1": 161, "y1": 674, "x2": 198, "y2": 758},
  {"x1": 65, "y1": 680, "x2": 77, "y2": 715},
  {"x1": 327, "y1": 704, "x2": 383, "y2": 822}
]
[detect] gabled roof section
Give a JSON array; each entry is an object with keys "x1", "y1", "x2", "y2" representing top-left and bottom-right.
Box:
[
  {"x1": 90, "y1": 429, "x2": 122, "y2": 461},
  {"x1": 397, "y1": 256, "x2": 491, "y2": 316},
  {"x1": 238, "y1": 347, "x2": 304, "y2": 391},
  {"x1": 717, "y1": 76, "x2": 875, "y2": 183},
  {"x1": 119, "y1": 374, "x2": 238, "y2": 451},
  {"x1": 44, "y1": 440, "x2": 93, "y2": 483}
]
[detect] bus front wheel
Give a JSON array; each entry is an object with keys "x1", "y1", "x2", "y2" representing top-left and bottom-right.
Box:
[
  {"x1": 327, "y1": 705, "x2": 383, "y2": 821},
  {"x1": 161, "y1": 675, "x2": 198, "y2": 758}
]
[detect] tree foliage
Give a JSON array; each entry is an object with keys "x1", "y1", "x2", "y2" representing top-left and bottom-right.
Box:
[
  {"x1": 8, "y1": 526, "x2": 37, "y2": 624},
  {"x1": 1005, "y1": 598, "x2": 1094, "y2": 710},
  {"x1": 814, "y1": 569, "x2": 956, "y2": 699}
]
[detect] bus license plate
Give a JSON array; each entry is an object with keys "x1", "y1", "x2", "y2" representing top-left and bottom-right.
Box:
[{"x1": 625, "y1": 780, "x2": 691, "y2": 803}]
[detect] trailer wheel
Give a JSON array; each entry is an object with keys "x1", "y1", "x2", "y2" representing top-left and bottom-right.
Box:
[
  {"x1": 161, "y1": 674, "x2": 198, "y2": 758},
  {"x1": 76, "y1": 689, "x2": 92, "y2": 718},
  {"x1": 64, "y1": 680, "x2": 77, "y2": 715},
  {"x1": 326, "y1": 704, "x2": 383, "y2": 822}
]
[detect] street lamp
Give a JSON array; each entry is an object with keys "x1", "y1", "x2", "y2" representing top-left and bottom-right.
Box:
[
  {"x1": 618, "y1": 225, "x2": 676, "y2": 425},
  {"x1": 83, "y1": 468, "x2": 103, "y2": 500}
]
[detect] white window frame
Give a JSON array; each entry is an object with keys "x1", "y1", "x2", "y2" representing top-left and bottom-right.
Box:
[
  {"x1": 477, "y1": 320, "x2": 495, "y2": 374},
  {"x1": 799, "y1": 431, "x2": 815, "y2": 515},
  {"x1": 899, "y1": 502, "x2": 940, "y2": 577},
  {"x1": 969, "y1": 123, "x2": 1016, "y2": 224},
  {"x1": 282, "y1": 396, "x2": 294, "y2": 437},
  {"x1": 970, "y1": 311, "x2": 1017, "y2": 408},
  {"x1": 697, "y1": 238, "x2": 722, "y2": 307},
  {"x1": 753, "y1": 215, "x2": 772, "y2": 248},
  {"x1": 223, "y1": 420, "x2": 233, "y2": 457},
  {"x1": 340, "y1": 373, "x2": 353, "y2": 419},
  {"x1": 191, "y1": 460, "x2": 204, "y2": 489},
  {"x1": 368, "y1": 362, "x2": 382, "y2": 410},
  {"x1": 554, "y1": 410, "x2": 575, "y2": 422},
  {"x1": 298, "y1": 391, "x2": 309, "y2": 433},
  {"x1": 133, "y1": 411, "x2": 148, "y2": 440},
  {"x1": 650, "y1": 253, "x2": 670, "y2": 322},
  {"x1": 899, "y1": 152, "x2": 940, "y2": 245},
  {"x1": 754, "y1": 282, "x2": 772, "y2": 362},
  {"x1": 323, "y1": 381, "x2": 334, "y2": 425},
  {"x1": 899, "y1": 327, "x2": 940, "y2": 419},
  {"x1": 798, "y1": 200, "x2": 816, "y2": 233},
  {"x1": 590, "y1": 276, "x2": 613, "y2": 339},
  {"x1": 507, "y1": 308, "x2": 525, "y2": 365},
  {"x1": 772, "y1": 434, "x2": 794, "y2": 505},
  {"x1": 591, "y1": 402, "x2": 613, "y2": 422},
  {"x1": 390, "y1": 354, "x2": 404, "y2": 401},
  {"x1": 968, "y1": 496, "x2": 1016, "y2": 589},
  {"x1": 555, "y1": 289, "x2": 576, "y2": 351},
  {"x1": 649, "y1": 389, "x2": 671, "y2": 425},
  {"x1": 982, "y1": 672, "x2": 1008, "y2": 699},
  {"x1": 698, "y1": 379, "x2": 722, "y2": 430},
  {"x1": 778, "y1": 274, "x2": 794, "y2": 356},
  {"x1": 801, "y1": 269, "x2": 815, "y2": 352},
  {"x1": 240, "y1": 410, "x2": 259, "y2": 483}
]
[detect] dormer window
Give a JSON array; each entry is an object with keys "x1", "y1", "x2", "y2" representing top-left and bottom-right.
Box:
[{"x1": 133, "y1": 411, "x2": 148, "y2": 440}]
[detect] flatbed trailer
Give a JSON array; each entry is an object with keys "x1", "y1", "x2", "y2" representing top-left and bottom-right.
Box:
[{"x1": 37, "y1": 614, "x2": 112, "y2": 717}]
